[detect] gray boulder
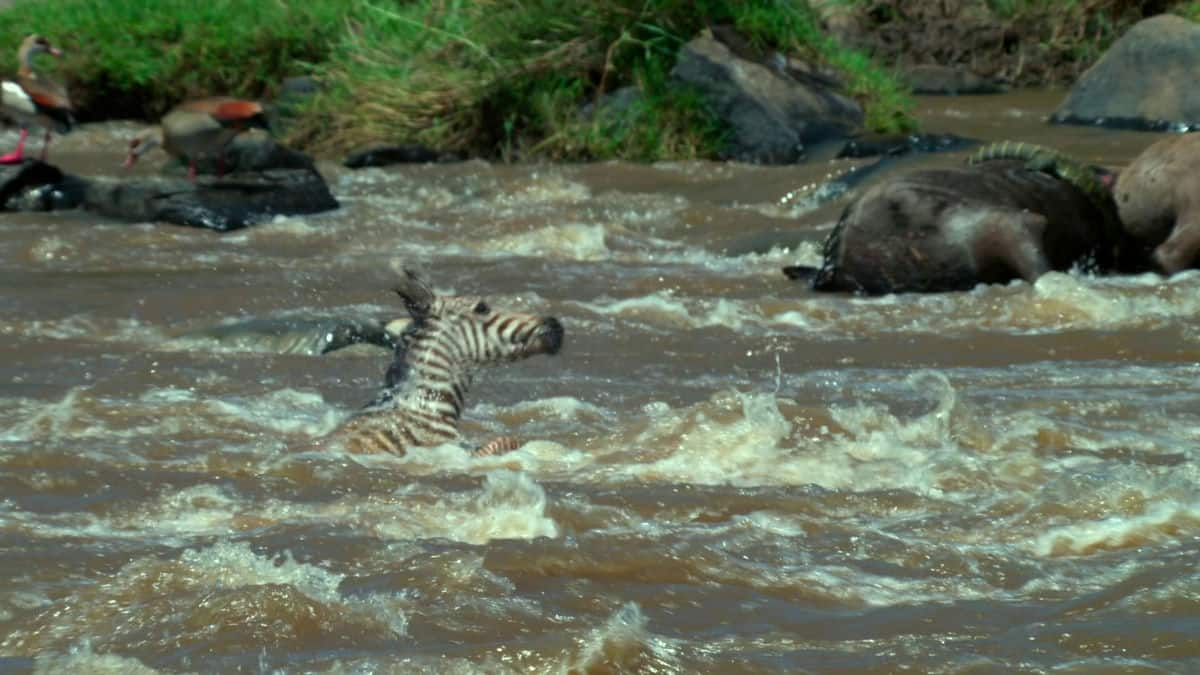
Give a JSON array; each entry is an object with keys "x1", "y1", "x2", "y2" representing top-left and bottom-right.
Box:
[
  {"x1": 1052, "y1": 15, "x2": 1200, "y2": 131},
  {"x1": 671, "y1": 34, "x2": 863, "y2": 163},
  {"x1": 83, "y1": 168, "x2": 338, "y2": 231},
  {"x1": 87, "y1": 137, "x2": 339, "y2": 230}
]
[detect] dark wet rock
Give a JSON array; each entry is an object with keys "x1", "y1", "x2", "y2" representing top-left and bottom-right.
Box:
[
  {"x1": 83, "y1": 168, "x2": 339, "y2": 231},
  {"x1": 0, "y1": 160, "x2": 85, "y2": 211},
  {"x1": 837, "y1": 132, "x2": 979, "y2": 159},
  {"x1": 343, "y1": 143, "x2": 458, "y2": 169},
  {"x1": 175, "y1": 316, "x2": 405, "y2": 355},
  {"x1": 904, "y1": 64, "x2": 1005, "y2": 95},
  {"x1": 186, "y1": 134, "x2": 319, "y2": 176},
  {"x1": 785, "y1": 160, "x2": 1139, "y2": 294},
  {"x1": 1052, "y1": 16, "x2": 1200, "y2": 132},
  {"x1": 671, "y1": 34, "x2": 863, "y2": 163},
  {"x1": 1114, "y1": 132, "x2": 1200, "y2": 274}
]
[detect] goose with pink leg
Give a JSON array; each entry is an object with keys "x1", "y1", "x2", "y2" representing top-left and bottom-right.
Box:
[{"x1": 0, "y1": 34, "x2": 74, "y2": 164}]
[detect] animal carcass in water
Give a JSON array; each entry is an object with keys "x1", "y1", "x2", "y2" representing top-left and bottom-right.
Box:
[{"x1": 785, "y1": 143, "x2": 1132, "y2": 294}]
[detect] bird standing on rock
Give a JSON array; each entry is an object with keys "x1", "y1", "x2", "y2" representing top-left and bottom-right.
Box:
[
  {"x1": 124, "y1": 97, "x2": 270, "y2": 181},
  {"x1": 0, "y1": 34, "x2": 74, "y2": 164}
]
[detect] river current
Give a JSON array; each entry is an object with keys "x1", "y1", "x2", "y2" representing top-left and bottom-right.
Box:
[{"x1": 0, "y1": 92, "x2": 1197, "y2": 673}]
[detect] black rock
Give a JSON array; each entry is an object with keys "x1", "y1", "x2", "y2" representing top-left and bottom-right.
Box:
[
  {"x1": 837, "y1": 133, "x2": 979, "y2": 159},
  {"x1": 0, "y1": 160, "x2": 83, "y2": 210},
  {"x1": 343, "y1": 143, "x2": 458, "y2": 169},
  {"x1": 83, "y1": 168, "x2": 339, "y2": 231}
]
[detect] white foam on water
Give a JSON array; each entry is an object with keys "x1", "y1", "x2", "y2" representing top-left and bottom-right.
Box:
[
  {"x1": 33, "y1": 640, "x2": 161, "y2": 675},
  {"x1": 180, "y1": 540, "x2": 345, "y2": 604},
  {"x1": 1032, "y1": 501, "x2": 1200, "y2": 557},
  {"x1": 1, "y1": 387, "x2": 86, "y2": 443},
  {"x1": 0, "y1": 314, "x2": 167, "y2": 344},
  {"x1": 618, "y1": 390, "x2": 793, "y2": 487},
  {"x1": 471, "y1": 223, "x2": 611, "y2": 261},
  {"x1": 219, "y1": 214, "x2": 324, "y2": 243},
  {"x1": 478, "y1": 395, "x2": 612, "y2": 424},
  {"x1": 764, "y1": 268, "x2": 1200, "y2": 337},
  {"x1": 374, "y1": 469, "x2": 559, "y2": 545},
  {"x1": 491, "y1": 173, "x2": 592, "y2": 208},
  {"x1": 567, "y1": 291, "x2": 758, "y2": 332},
  {"x1": 558, "y1": 602, "x2": 680, "y2": 675},
  {"x1": 210, "y1": 388, "x2": 343, "y2": 437}
]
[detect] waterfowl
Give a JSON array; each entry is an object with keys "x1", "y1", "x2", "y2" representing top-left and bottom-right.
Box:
[
  {"x1": 0, "y1": 34, "x2": 74, "y2": 164},
  {"x1": 124, "y1": 97, "x2": 269, "y2": 180}
]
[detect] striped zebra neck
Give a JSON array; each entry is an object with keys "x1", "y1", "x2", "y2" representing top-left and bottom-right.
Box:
[{"x1": 364, "y1": 321, "x2": 474, "y2": 428}]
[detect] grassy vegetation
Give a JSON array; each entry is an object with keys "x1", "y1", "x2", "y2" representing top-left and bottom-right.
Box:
[
  {"x1": 829, "y1": 0, "x2": 1190, "y2": 87},
  {"x1": 0, "y1": 0, "x2": 346, "y2": 120},
  {"x1": 0, "y1": 0, "x2": 914, "y2": 160},
  {"x1": 289, "y1": 0, "x2": 916, "y2": 160}
]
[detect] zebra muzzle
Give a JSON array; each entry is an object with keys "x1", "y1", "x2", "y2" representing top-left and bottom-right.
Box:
[{"x1": 534, "y1": 317, "x2": 564, "y2": 356}]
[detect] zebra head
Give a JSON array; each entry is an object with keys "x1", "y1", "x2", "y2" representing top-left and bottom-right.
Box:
[{"x1": 389, "y1": 270, "x2": 563, "y2": 383}]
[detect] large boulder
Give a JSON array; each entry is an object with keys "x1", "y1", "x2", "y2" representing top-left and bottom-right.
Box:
[
  {"x1": 87, "y1": 137, "x2": 338, "y2": 231},
  {"x1": 82, "y1": 168, "x2": 338, "y2": 231},
  {"x1": 1114, "y1": 132, "x2": 1200, "y2": 273},
  {"x1": 671, "y1": 33, "x2": 863, "y2": 163},
  {"x1": 784, "y1": 155, "x2": 1138, "y2": 294},
  {"x1": 1052, "y1": 15, "x2": 1200, "y2": 131}
]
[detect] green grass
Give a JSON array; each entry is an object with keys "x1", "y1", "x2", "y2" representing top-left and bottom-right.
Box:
[
  {"x1": 291, "y1": 0, "x2": 914, "y2": 159},
  {"x1": 0, "y1": 0, "x2": 346, "y2": 119},
  {"x1": 0, "y1": 0, "x2": 915, "y2": 160}
]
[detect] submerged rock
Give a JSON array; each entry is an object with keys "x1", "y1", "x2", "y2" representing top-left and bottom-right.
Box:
[
  {"x1": 1052, "y1": 15, "x2": 1200, "y2": 132},
  {"x1": 343, "y1": 143, "x2": 457, "y2": 169},
  {"x1": 671, "y1": 33, "x2": 863, "y2": 163},
  {"x1": 87, "y1": 136, "x2": 338, "y2": 230},
  {"x1": 83, "y1": 168, "x2": 339, "y2": 231},
  {"x1": 0, "y1": 160, "x2": 85, "y2": 211}
]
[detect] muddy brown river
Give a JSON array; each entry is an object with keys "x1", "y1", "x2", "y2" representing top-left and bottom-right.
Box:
[{"x1": 1, "y1": 91, "x2": 1197, "y2": 673}]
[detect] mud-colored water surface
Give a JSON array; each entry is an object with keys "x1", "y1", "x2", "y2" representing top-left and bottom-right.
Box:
[{"x1": 1, "y1": 93, "x2": 1197, "y2": 673}]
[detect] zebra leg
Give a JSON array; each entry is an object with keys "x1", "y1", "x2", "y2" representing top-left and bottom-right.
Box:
[{"x1": 472, "y1": 436, "x2": 523, "y2": 457}]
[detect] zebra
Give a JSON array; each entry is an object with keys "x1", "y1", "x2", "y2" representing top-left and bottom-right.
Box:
[{"x1": 323, "y1": 270, "x2": 564, "y2": 457}]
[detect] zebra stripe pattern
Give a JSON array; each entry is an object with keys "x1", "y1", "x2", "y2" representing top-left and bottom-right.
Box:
[{"x1": 325, "y1": 270, "x2": 564, "y2": 457}]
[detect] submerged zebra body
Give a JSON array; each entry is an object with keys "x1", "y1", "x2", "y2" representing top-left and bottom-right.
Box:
[{"x1": 325, "y1": 270, "x2": 564, "y2": 457}]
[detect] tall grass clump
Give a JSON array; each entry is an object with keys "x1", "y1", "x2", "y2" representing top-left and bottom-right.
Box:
[
  {"x1": 290, "y1": 0, "x2": 914, "y2": 160},
  {"x1": 0, "y1": 0, "x2": 349, "y2": 120}
]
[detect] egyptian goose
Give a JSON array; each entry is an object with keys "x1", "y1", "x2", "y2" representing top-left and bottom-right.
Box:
[
  {"x1": 124, "y1": 97, "x2": 269, "y2": 180},
  {"x1": 0, "y1": 34, "x2": 74, "y2": 164}
]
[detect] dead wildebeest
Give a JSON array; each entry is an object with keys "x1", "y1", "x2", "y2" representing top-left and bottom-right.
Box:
[
  {"x1": 784, "y1": 142, "x2": 1142, "y2": 294},
  {"x1": 1114, "y1": 132, "x2": 1200, "y2": 275}
]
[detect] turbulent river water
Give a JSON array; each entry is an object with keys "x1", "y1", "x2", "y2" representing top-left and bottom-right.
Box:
[{"x1": 1, "y1": 91, "x2": 1197, "y2": 673}]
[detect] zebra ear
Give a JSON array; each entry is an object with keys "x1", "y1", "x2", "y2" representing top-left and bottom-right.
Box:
[{"x1": 394, "y1": 269, "x2": 434, "y2": 318}]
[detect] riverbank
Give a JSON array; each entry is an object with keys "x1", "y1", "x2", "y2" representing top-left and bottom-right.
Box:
[{"x1": 0, "y1": 0, "x2": 1195, "y2": 161}]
